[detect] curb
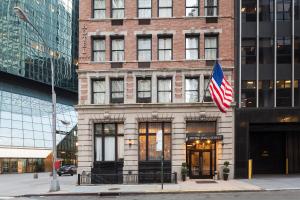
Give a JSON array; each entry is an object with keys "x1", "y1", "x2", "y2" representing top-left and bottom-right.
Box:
[{"x1": 18, "y1": 189, "x2": 265, "y2": 197}]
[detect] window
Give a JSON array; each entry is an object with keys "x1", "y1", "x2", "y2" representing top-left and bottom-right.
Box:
[
  {"x1": 112, "y1": 0, "x2": 125, "y2": 19},
  {"x1": 185, "y1": 77, "x2": 199, "y2": 103},
  {"x1": 295, "y1": 37, "x2": 300, "y2": 64},
  {"x1": 295, "y1": 80, "x2": 300, "y2": 106},
  {"x1": 158, "y1": 36, "x2": 172, "y2": 61},
  {"x1": 138, "y1": 0, "x2": 152, "y2": 18},
  {"x1": 185, "y1": 35, "x2": 199, "y2": 60},
  {"x1": 242, "y1": 0, "x2": 257, "y2": 22},
  {"x1": 93, "y1": 0, "x2": 106, "y2": 19},
  {"x1": 139, "y1": 122, "x2": 171, "y2": 161},
  {"x1": 92, "y1": 38, "x2": 105, "y2": 62},
  {"x1": 137, "y1": 36, "x2": 152, "y2": 61},
  {"x1": 242, "y1": 38, "x2": 256, "y2": 64},
  {"x1": 259, "y1": 38, "x2": 273, "y2": 64},
  {"x1": 277, "y1": 0, "x2": 291, "y2": 21},
  {"x1": 137, "y1": 77, "x2": 151, "y2": 103},
  {"x1": 111, "y1": 37, "x2": 124, "y2": 62},
  {"x1": 276, "y1": 80, "x2": 292, "y2": 107},
  {"x1": 205, "y1": 0, "x2": 218, "y2": 16},
  {"x1": 94, "y1": 123, "x2": 124, "y2": 162},
  {"x1": 241, "y1": 80, "x2": 256, "y2": 107},
  {"x1": 204, "y1": 76, "x2": 212, "y2": 102},
  {"x1": 277, "y1": 37, "x2": 291, "y2": 64},
  {"x1": 158, "y1": 78, "x2": 172, "y2": 103},
  {"x1": 92, "y1": 79, "x2": 106, "y2": 104},
  {"x1": 259, "y1": 0, "x2": 274, "y2": 21},
  {"x1": 110, "y1": 78, "x2": 124, "y2": 103},
  {"x1": 186, "y1": 0, "x2": 199, "y2": 16},
  {"x1": 158, "y1": 0, "x2": 172, "y2": 17},
  {"x1": 205, "y1": 35, "x2": 218, "y2": 60},
  {"x1": 259, "y1": 80, "x2": 274, "y2": 107}
]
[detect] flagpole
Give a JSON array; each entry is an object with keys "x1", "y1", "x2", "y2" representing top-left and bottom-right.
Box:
[{"x1": 201, "y1": 60, "x2": 218, "y2": 103}]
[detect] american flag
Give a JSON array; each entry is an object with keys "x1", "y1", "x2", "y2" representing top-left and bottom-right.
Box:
[{"x1": 208, "y1": 62, "x2": 233, "y2": 113}]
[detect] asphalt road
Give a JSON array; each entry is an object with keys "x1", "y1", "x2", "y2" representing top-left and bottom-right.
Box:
[{"x1": 12, "y1": 190, "x2": 300, "y2": 200}]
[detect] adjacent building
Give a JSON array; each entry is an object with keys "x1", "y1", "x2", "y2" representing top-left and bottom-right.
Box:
[
  {"x1": 77, "y1": 0, "x2": 235, "y2": 183},
  {"x1": 235, "y1": 0, "x2": 300, "y2": 178},
  {"x1": 0, "y1": 0, "x2": 79, "y2": 173}
]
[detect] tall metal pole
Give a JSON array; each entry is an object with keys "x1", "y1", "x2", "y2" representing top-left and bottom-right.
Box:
[{"x1": 13, "y1": 7, "x2": 60, "y2": 192}]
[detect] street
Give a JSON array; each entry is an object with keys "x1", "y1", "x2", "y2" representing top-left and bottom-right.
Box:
[{"x1": 10, "y1": 190, "x2": 300, "y2": 200}]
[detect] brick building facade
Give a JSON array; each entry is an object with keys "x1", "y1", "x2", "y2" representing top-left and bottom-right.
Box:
[{"x1": 77, "y1": 0, "x2": 235, "y2": 183}]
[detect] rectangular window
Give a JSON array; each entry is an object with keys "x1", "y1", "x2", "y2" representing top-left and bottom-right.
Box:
[
  {"x1": 259, "y1": 0, "x2": 274, "y2": 21},
  {"x1": 92, "y1": 38, "x2": 105, "y2": 62},
  {"x1": 242, "y1": 0, "x2": 257, "y2": 22},
  {"x1": 137, "y1": 77, "x2": 151, "y2": 103},
  {"x1": 186, "y1": 0, "x2": 199, "y2": 16},
  {"x1": 137, "y1": 36, "x2": 152, "y2": 61},
  {"x1": 259, "y1": 38, "x2": 273, "y2": 64},
  {"x1": 242, "y1": 38, "x2": 256, "y2": 64},
  {"x1": 158, "y1": 78, "x2": 172, "y2": 103},
  {"x1": 111, "y1": 37, "x2": 124, "y2": 62},
  {"x1": 138, "y1": 122, "x2": 171, "y2": 161},
  {"x1": 276, "y1": 80, "x2": 292, "y2": 107},
  {"x1": 158, "y1": 36, "x2": 172, "y2": 61},
  {"x1": 158, "y1": 0, "x2": 172, "y2": 17},
  {"x1": 277, "y1": 0, "x2": 291, "y2": 21},
  {"x1": 204, "y1": 76, "x2": 212, "y2": 102},
  {"x1": 92, "y1": 79, "x2": 106, "y2": 104},
  {"x1": 138, "y1": 0, "x2": 152, "y2": 18},
  {"x1": 241, "y1": 80, "x2": 256, "y2": 107},
  {"x1": 205, "y1": 35, "x2": 218, "y2": 60},
  {"x1": 112, "y1": 0, "x2": 125, "y2": 19},
  {"x1": 277, "y1": 37, "x2": 291, "y2": 64},
  {"x1": 94, "y1": 123, "x2": 124, "y2": 162},
  {"x1": 259, "y1": 80, "x2": 274, "y2": 107},
  {"x1": 204, "y1": 0, "x2": 218, "y2": 16},
  {"x1": 110, "y1": 78, "x2": 124, "y2": 103},
  {"x1": 93, "y1": 0, "x2": 106, "y2": 19},
  {"x1": 185, "y1": 77, "x2": 199, "y2": 103},
  {"x1": 185, "y1": 35, "x2": 199, "y2": 60}
]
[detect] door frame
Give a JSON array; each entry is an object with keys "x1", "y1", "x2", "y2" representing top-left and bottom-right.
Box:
[{"x1": 188, "y1": 149, "x2": 213, "y2": 179}]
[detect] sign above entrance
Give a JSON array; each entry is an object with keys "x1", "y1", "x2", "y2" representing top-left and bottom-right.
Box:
[
  {"x1": 156, "y1": 130, "x2": 163, "y2": 151},
  {"x1": 187, "y1": 134, "x2": 223, "y2": 141}
]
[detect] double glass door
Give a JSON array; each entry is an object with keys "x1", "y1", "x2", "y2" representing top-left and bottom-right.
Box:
[{"x1": 189, "y1": 150, "x2": 213, "y2": 178}]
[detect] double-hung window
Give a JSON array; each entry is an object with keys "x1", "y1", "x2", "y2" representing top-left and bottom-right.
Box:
[
  {"x1": 158, "y1": 78, "x2": 172, "y2": 103},
  {"x1": 158, "y1": 36, "x2": 172, "y2": 61},
  {"x1": 94, "y1": 123, "x2": 124, "y2": 162},
  {"x1": 139, "y1": 122, "x2": 171, "y2": 161},
  {"x1": 137, "y1": 36, "x2": 152, "y2": 61},
  {"x1": 186, "y1": 0, "x2": 199, "y2": 16},
  {"x1": 185, "y1": 35, "x2": 199, "y2": 60},
  {"x1": 185, "y1": 77, "x2": 199, "y2": 103},
  {"x1": 205, "y1": 0, "x2": 218, "y2": 16},
  {"x1": 111, "y1": 37, "x2": 124, "y2": 62},
  {"x1": 204, "y1": 76, "x2": 212, "y2": 102},
  {"x1": 137, "y1": 77, "x2": 151, "y2": 103},
  {"x1": 92, "y1": 38, "x2": 105, "y2": 62},
  {"x1": 158, "y1": 0, "x2": 172, "y2": 17},
  {"x1": 92, "y1": 79, "x2": 106, "y2": 104},
  {"x1": 205, "y1": 35, "x2": 218, "y2": 60},
  {"x1": 110, "y1": 78, "x2": 124, "y2": 103},
  {"x1": 138, "y1": 0, "x2": 152, "y2": 18},
  {"x1": 112, "y1": 0, "x2": 125, "y2": 19},
  {"x1": 93, "y1": 0, "x2": 106, "y2": 19}
]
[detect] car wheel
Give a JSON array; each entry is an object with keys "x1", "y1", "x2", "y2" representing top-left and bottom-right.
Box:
[
  {"x1": 70, "y1": 173, "x2": 73, "y2": 176},
  {"x1": 58, "y1": 174, "x2": 62, "y2": 176}
]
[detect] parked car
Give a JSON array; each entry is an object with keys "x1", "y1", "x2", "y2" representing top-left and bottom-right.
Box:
[{"x1": 57, "y1": 165, "x2": 77, "y2": 176}]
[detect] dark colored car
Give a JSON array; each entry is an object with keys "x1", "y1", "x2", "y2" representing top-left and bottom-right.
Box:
[{"x1": 57, "y1": 165, "x2": 77, "y2": 176}]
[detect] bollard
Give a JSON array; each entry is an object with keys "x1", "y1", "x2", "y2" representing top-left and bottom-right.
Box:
[
  {"x1": 33, "y1": 173, "x2": 38, "y2": 179},
  {"x1": 174, "y1": 172, "x2": 178, "y2": 184},
  {"x1": 286, "y1": 158, "x2": 289, "y2": 175},
  {"x1": 248, "y1": 159, "x2": 252, "y2": 179},
  {"x1": 78, "y1": 174, "x2": 81, "y2": 185}
]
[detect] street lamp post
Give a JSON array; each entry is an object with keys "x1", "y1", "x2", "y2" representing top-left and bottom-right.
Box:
[{"x1": 14, "y1": 7, "x2": 60, "y2": 192}]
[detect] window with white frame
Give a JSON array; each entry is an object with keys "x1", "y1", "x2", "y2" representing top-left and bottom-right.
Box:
[
  {"x1": 110, "y1": 78, "x2": 124, "y2": 103},
  {"x1": 186, "y1": 0, "x2": 199, "y2": 16},
  {"x1": 93, "y1": 0, "x2": 106, "y2": 19},
  {"x1": 138, "y1": 0, "x2": 152, "y2": 18},
  {"x1": 112, "y1": 0, "x2": 125, "y2": 19},
  {"x1": 185, "y1": 77, "x2": 199, "y2": 103},
  {"x1": 185, "y1": 35, "x2": 199, "y2": 60},
  {"x1": 205, "y1": 0, "x2": 218, "y2": 16},
  {"x1": 111, "y1": 37, "x2": 124, "y2": 62},
  {"x1": 94, "y1": 123, "x2": 124, "y2": 162},
  {"x1": 137, "y1": 77, "x2": 152, "y2": 103},
  {"x1": 205, "y1": 35, "x2": 218, "y2": 60},
  {"x1": 92, "y1": 38, "x2": 105, "y2": 62},
  {"x1": 158, "y1": 78, "x2": 172, "y2": 103},
  {"x1": 158, "y1": 0, "x2": 172, "y2": 17},
  {"x1": 138, "y1": 36, "x2": 152, "y2": 61},
  {"x1": 158, "y1": 36, "x2": 172, "y2": 61},
  {"x1": 92, "y1": 79, "x2": 106, "y2": 104}
]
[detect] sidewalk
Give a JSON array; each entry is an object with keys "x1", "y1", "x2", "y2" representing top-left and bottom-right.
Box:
[{"x1": 0, "y1": 173, "x2": 261, "y2": 197}]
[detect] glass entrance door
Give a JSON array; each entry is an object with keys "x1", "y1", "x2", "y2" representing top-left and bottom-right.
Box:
[{"x1": 189, "y1": 150, "x2": 213, "y2": 178}]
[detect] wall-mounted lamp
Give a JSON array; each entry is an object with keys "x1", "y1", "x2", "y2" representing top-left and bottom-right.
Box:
[
  {"x1": 75, "y1": 142, "x2": 79, "y2": 147},
  {"x1": 128, "y1": 139, "x2": 134, "y2": 147}
]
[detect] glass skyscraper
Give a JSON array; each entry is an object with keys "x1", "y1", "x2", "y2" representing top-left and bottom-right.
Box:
[{"x1": 0, "y1": 0, "x2": 78, "y2": 173}]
